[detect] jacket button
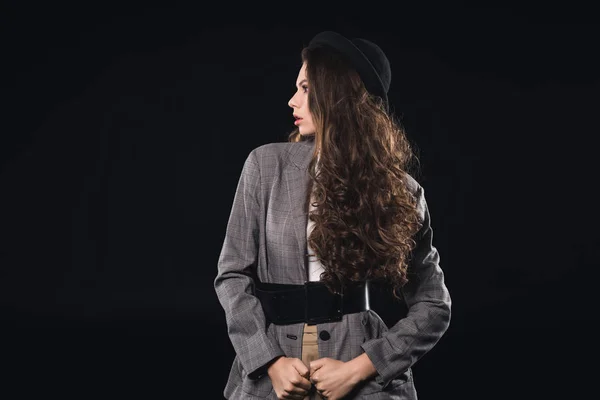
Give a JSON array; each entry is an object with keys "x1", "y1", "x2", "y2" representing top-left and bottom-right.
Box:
[{"x1": 319, "y1": 330, "x2": 331, "y2": 341}]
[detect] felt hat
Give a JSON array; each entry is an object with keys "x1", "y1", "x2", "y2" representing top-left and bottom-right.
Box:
[{"x1": 308, "y1": 30, "x2": 391, "y2": 110}]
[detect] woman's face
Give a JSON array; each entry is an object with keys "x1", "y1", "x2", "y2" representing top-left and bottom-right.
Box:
[{"x1": 288, "y1": 62, "x2": 316, "y2": 136}]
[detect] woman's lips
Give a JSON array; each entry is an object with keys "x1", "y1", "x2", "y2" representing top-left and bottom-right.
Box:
[{"x1": 294, "y1": 118, "x2": 303, "y2": 125}]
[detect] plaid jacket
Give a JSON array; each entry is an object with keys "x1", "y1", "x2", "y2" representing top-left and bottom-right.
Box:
[{"x1": 215, "y1": 138, "x2": 451, "y2": 399}]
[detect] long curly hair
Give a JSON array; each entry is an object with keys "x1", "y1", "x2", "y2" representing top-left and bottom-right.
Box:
[{"x1": 287, "y1": 45, "x2": 423, "y2": 299}]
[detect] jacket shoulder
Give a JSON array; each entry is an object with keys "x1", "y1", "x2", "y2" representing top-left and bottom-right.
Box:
[
  {"x1": 251, "y1": 141, "x2": 295, "y2": 157},
  {"x1": 248, "y1": 140, "x2": 312, "y2": 170},
  {"x1": 403, "y1": 172, "x2": 423, "y2": 197}
]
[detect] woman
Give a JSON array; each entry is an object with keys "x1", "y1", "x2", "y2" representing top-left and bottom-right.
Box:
[{"x1": 214, "y1": 30, "x2": 451, "y2": 400}]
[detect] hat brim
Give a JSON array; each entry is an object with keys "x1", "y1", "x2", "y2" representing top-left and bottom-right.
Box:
[{"x1": 308, "y1": 31, "x2": 388, "y2": 107}]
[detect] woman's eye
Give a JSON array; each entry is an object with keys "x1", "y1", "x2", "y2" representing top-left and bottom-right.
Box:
[{"x1": 302, "y1": 85, "x2": 308, "y2": 93}]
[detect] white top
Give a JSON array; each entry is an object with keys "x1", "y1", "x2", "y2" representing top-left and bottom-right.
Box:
[
  {"x1": 307, "y1": 198, "x2": 325, "y2": 281},
  {"x1": 307, "y1": 151, "x2": 324, "y2": 281}
]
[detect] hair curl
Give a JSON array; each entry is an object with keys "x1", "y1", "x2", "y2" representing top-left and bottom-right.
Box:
[{"x1": 287, "y1": 45, "x2": 423, "y2": 299}]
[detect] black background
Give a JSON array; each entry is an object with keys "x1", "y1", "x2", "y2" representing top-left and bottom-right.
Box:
[{"x1": 2, "y1": 1, "x2": 599, "y2": 399}]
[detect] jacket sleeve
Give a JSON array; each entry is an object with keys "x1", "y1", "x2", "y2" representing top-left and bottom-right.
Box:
[
  {"x1": 214, "y1": 149, "x2": 285, "y2": 379},
  {"x1": 360, "y1": 184, "x2": 452, "y2": 389}
]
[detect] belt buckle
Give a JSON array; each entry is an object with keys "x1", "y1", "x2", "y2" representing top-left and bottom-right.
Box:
[{"x1": 304, "y1": 281, "x2": 343, "y2": 324}]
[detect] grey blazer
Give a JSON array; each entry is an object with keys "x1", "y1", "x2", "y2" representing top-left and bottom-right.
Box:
[{"x1": 215, "y1": 138, "x2": 451, "y2": 399}]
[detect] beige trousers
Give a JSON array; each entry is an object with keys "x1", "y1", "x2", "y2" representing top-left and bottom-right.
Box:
[{"x1": 302, "y1": 323, "x2": 320, "y2": 400}]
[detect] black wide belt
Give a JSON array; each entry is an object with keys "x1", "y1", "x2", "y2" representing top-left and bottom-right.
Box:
[{"x1": 254, "y1": 280, "x2": 371, "y2": 325}]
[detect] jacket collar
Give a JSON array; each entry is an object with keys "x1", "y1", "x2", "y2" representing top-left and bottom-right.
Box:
[{"x1": 289, "y1": 136, "x2": 316, "y2": 171}]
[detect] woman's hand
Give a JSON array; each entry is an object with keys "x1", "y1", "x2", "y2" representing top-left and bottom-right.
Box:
[
  {"x1": 309, "y1": 354, "x2": 377, "y2": 400},
  {"x1": 267, "y1": 356, "x2": 312, "y2": 399}
]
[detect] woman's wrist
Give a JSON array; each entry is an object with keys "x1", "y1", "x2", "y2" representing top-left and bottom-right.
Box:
[{"x1": 347, "y1": 353, "x2": 378, "y2": 383}]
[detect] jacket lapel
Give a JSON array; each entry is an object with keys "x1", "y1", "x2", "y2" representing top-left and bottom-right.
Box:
[{"x1": 284, "y1": 138, "x2": 315, "y2": 282}]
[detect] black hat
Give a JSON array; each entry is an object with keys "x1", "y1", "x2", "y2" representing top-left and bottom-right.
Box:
[{"x1": 308, "y1": 30, "x2": 391, "y2": 110}]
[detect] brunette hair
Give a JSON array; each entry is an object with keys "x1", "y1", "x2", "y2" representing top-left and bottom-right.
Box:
[{"x1": 287, "y1": 45, "x2": 423, "y2": 299}]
